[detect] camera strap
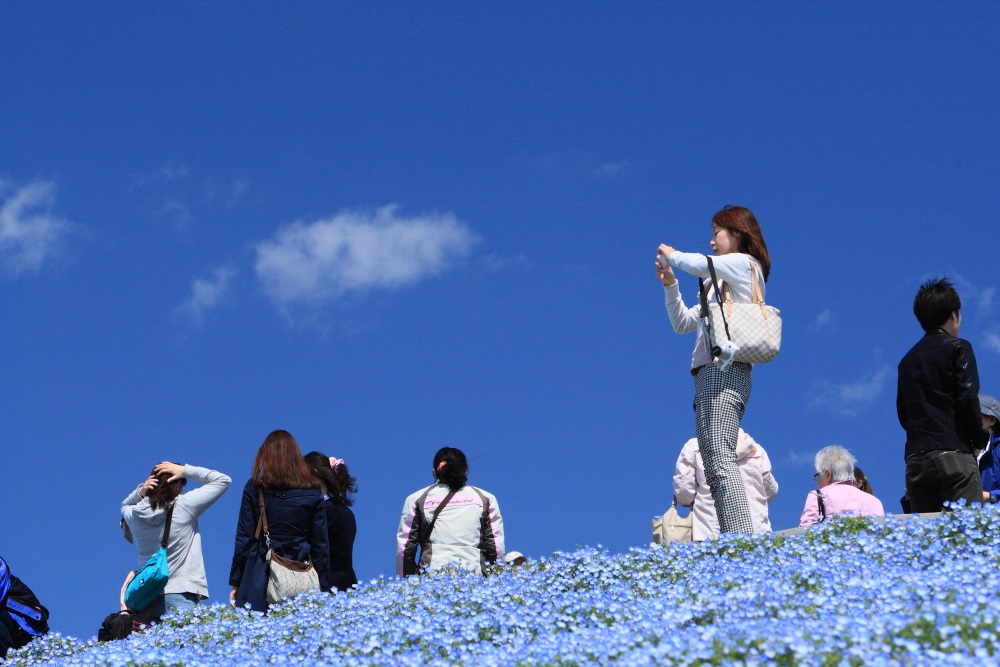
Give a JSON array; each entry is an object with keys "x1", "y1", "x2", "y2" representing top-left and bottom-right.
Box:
[
  {"x1": 705, "y1": 257, "x2": 733, "y2": 342},
  {"x1": 698, "y1": 277, "x2": 718, "y2": 360}
]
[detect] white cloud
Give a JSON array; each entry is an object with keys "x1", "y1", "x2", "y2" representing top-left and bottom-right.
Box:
[
  {"x1": 984, "y1": 333, "x2": 1000, "y2": 355},
  {"x1": 483, "y1": 253, "x2": 529, "y2": 272},
  {"x1": 593, "y1": 162, "x2": 628, "y2": 177},
  {"x1": 155, "y1": 198, "x2": 195, "y2": 230},
  {"x1": 811, "y1": 308, "x2": 833, "y2": 331},
  {"x1": 808, "y1": 366, "x2": 890, "y2": 417},
  {"x1": 978, "y1": 287, "x2": 994, "y2": 314},
  {"x1": 783, "y1": 449, "x2": 816, "y2": 467},
  {"x1": 135, "y1": 163, "x2": 189, "y2": 187},
  {"x1": 206, "y1": 178, "x2": 248, "y2": 208},
  {"x1": 949, "y1": 273, "x2": 994, "y2": 317},
  {"x1": 0, "y1": 179, "x2": 74, "y2": 276},
  {"x1": 174, "y1": 265, "x2": 239, "y2": 326},
  {"x1": 254, "y1": 205, "x2": 478, "y2": 306}
]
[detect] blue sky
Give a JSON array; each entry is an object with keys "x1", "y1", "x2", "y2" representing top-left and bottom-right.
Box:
[{"x1": 1, "y1": 3, "x2": 997, "y2": 640}]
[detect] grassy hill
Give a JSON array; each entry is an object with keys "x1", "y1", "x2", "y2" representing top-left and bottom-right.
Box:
[{"x1": 8, "y1": 506, "x2": 1000, "y2": 666}]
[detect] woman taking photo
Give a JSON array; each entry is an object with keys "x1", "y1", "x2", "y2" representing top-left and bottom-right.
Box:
[
  {"x1": 229, "y1": 430, "x2": 331, "y2": 612},
  {"x1": 121, "y1": 461, "x2": 231, "y2": 619},
  {"x1": 304, "y1": 451, "x2": 358, "y2": 592},
  {"x1": 655, "y1": 204, "x2": 772, "y2": 534},
  {"x1": 396, "y1": 447, "x2": 504, "y2": 576}
]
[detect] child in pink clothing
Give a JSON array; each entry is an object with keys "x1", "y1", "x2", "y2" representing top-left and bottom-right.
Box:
[{"x1": 800, "y1": 446, "x2": 885, "y2": 526}]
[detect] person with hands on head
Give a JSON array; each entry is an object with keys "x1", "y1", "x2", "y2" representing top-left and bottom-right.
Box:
[
  {"x1": 121, "y1": 461, "x2": 231, "y2": 620},
  {"x1": 655, "y1": 205, "x2": 772, "y2": 535}
]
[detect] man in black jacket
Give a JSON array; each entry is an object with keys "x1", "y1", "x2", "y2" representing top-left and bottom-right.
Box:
[{"x1": 897, "y1": 278, "x2": 987, "y2": 513}]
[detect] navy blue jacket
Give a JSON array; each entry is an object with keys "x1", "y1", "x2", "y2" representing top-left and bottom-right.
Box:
[
  {"x1": 229, "y1": 480, "x2": 331, "y2": 611},
  {"x1": 897, "y1": 328, "x2": 988, "y2": 457}
]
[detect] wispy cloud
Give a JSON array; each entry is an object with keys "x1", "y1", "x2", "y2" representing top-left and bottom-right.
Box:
[
  {"x1": 0, "y1": 179, "x2": 75, "y2": 277},
  {"x1": 134, "y1": 162, "x2": 189, "y2": 188},
  {"x1": 155, "y1": 198, "x2": 195, "y2": 230},
  {"x1": 978, "y1": 287, "x2": 994, "y2": 314},
  {"x1": 949, "y1": 273, "x2": 995, "y2": 318},
  {"x1": 205, "y1": 178, "x2": 248, "y2": 209},
  {"x1": 482, "y1": 253, "x2": 529, "y2": 272},
  {"x1": 984, "y1": 333, "x2": 1000, "y2": 355},
  {"x1": 808, "y1": 366, "x2": 891, "y2": 416},
  {"x1": 784, "y1": 449, "x2": 816, "y2": 467},
  {"x1": 811, "y1": 308, "x2": 833, "y2": 332},
  {"x1": 254, "y1": 205, "x2": 478, "y2": 307},
  {"x1": 593, "y1": 161, "x2": 628, "y2": 178},
  {"x1": 174, "y1": 265, "x2": 239, "y2": 326}
]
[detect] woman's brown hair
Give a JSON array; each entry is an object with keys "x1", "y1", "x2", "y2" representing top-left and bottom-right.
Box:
[
  {"x1": 251, "y1": 430, "x2": 319, "y2": 490},
  {"x1": 148, "y1": 464, "x2": 186, "y2": 510},
  {"x1": 712, "y1": 205, "x2": 771, "y2": 281}
]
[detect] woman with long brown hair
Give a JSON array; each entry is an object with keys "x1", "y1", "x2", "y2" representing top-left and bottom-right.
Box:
[
  {"x1": 229, "y1": 430, "x2": 330, "y2": 612},
  {"x1": 655, "y1": 205, "x2": 772, "y2": 535}
]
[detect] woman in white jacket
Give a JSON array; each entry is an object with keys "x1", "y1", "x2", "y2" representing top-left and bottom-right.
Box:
[
  {"x1": 396, "y1": 447, "x2": 504, "y2": 576},
  {"x1": 672, "y1": 429, "x2": 778, "y2": 541},
  {"x1": 656, "y1": 204, "x2": 773, "y2": 534}
]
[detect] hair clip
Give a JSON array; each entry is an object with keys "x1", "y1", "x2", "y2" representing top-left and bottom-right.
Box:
[{"x1": 329, "y1": 457, "x2": 344, "y2": 469}]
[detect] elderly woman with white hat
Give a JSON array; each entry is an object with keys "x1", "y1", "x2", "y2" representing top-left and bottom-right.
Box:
[{"x1": 978, "y1": 395, "x2": 1000, "y2": 502}]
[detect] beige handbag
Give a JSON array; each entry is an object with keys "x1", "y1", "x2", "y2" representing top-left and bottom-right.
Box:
[{"x1": 652, "y1": 497, "x2": 693, "y2": 545}]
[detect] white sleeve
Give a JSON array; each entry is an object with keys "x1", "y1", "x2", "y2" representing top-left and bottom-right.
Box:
[
  {"x1": 669, "y1": 251, "x2": 753, "y2": 286},
  {"x1": 178, "y1": 465, "x2": 232, "y2": 518},
  {"x1": 663, "y1": 282, "x2": 702, "y2": 335}
]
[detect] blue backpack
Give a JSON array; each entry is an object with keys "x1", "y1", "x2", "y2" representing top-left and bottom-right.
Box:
[{"x1": 0, "y1": 556, "x2": 49, "y2": 652}]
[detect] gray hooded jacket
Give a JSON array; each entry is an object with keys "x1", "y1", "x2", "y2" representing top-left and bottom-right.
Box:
[{"x1": 121, "y1": 465, "x2": 231, "y2": 598}]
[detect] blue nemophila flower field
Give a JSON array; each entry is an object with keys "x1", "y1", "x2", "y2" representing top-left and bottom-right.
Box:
[{"x1": 9, "y1": 506, "x2": 1000, "y2": 666}]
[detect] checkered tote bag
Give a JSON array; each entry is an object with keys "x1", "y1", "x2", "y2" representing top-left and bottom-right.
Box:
[{"x1": 704, "y1": 257, "x2": 781, "y2": 364}]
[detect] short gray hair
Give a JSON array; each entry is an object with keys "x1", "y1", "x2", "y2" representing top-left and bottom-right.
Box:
[{"x1": 814, "y1": 445, "x2": 856, "y2": 483}]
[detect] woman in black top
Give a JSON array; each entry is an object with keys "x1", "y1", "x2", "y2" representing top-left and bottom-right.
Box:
[{"x1": 305, "y1": 451, "x2": 358, "y2": 592}]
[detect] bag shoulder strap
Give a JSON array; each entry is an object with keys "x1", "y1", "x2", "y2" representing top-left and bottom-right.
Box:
[
  {"x1": 255, "y1": 486, "x2": 270, "y2": 542},
  {"x1": 161, "y1": 503, "x2": 175, "y2": 550},
  {"x1": 422, "y1": 487, "x2": 459, "y2": 546},
  {"x1": 815, "y1": 490, "x2": 827, "y2": 522}
]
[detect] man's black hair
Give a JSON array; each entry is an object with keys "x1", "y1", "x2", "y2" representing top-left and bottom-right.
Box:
[{"x1": 913, "y1": 278, "x2": 961, "y2": 331}]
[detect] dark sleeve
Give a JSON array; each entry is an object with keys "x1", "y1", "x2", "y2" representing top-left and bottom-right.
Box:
[
  {"x1": 308, "y1": 495, "x2": 331, "y2": 591},
  {"x1": 475, "y1": 490, "x2": 501, "y2": 566},
  {"x1": 479, "y1": 504, "x2": 498, "y2": 565},
  {"x1": 955, "y1": 341, "x2": 988, "y2": 450},
  {"x1": 896, "y1": 364, "x2": 908, "y2": 430},
  {"x1": 229, "y1": 482, "x2": 257, "y2": 587},
  {"x1": 400, "y1": 504, "x2": 424, "y2": 577}
]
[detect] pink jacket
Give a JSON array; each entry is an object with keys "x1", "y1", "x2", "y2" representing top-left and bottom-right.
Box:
[
  {"x1": 799, "y1": 481, "x2": 885, "y2": 526},
  {"x1": 672, "y1": 430, "x2": 778, "y2": 541}
]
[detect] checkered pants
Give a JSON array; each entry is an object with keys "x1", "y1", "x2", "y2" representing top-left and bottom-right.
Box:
[{"x1": 694, "y1": 362, "x2": 755, "y2": 534}]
